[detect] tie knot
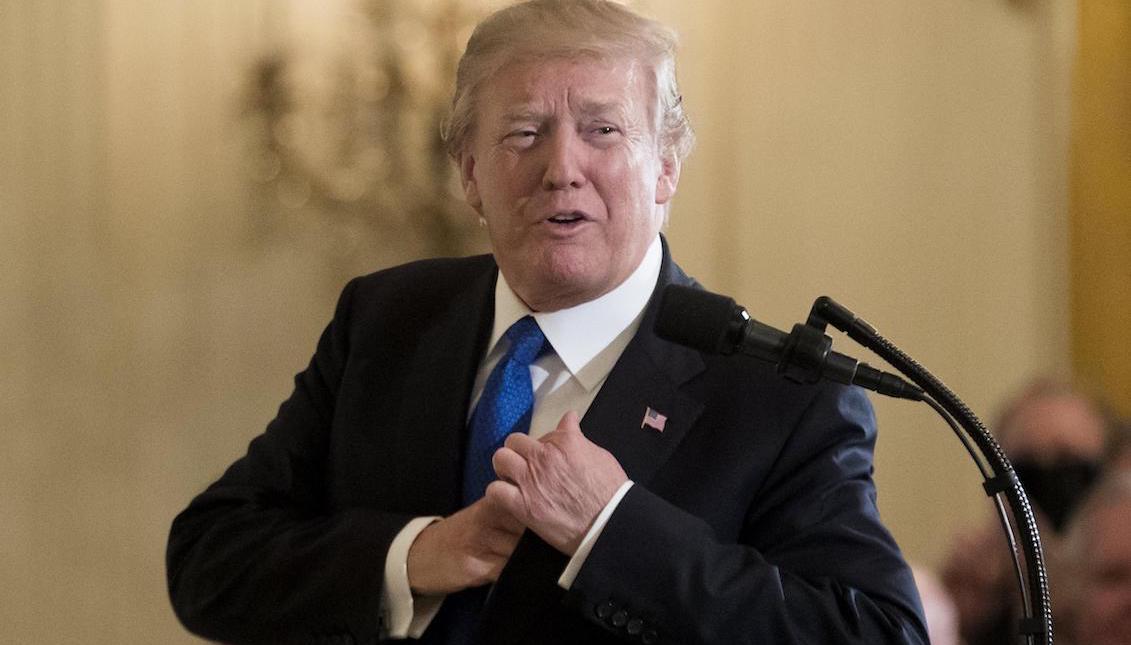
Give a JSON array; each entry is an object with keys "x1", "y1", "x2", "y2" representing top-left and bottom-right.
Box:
[{"x1": 504, "y1": 315, "x2": 546, "y2": 364}]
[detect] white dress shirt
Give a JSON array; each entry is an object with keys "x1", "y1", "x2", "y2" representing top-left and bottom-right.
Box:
[{"x1": 380, "y1": 236, "x2": 662, "y2": 638}]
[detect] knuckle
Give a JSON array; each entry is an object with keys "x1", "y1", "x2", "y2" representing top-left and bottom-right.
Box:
[
  {"x1": 484, "y1": 481, "x2": 508, "y2": 508},
  {"x1": 463, "y1": 564, "x2": 489, "y2": 586},
  {"x1": 484, "y1": 481, "x2": 499, "y2": 500}
]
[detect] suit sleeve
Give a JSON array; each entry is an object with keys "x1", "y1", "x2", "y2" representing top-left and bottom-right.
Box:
[
  {"x1": 166, "y1": 278, "x2": 411, "y2": 644},
  {"x1": 565, "y1": 384, "x2": 928, "y2": 644}
]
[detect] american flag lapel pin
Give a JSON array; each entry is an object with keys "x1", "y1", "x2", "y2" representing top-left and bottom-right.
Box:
[{"x1": 641, "y1": 406, "x2": 667, "y2": 432}]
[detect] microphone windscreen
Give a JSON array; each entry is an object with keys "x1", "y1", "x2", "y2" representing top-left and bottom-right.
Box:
[{"x1": 654, "y1": 284, "x2": 739, "y2": 354}]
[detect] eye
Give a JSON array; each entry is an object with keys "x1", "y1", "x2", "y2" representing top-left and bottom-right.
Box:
[
  {"x1": 503, "y1": 128, "x2": 540, "y2": 149},
  {"x1": 594, "y1": 126, "x2": 618, "y2": 136},
  {"x1": 510, "y1": 127, "x2": 540, "y2": 138}
]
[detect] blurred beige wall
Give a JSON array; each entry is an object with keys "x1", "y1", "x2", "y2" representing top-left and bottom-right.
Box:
[
  {"x1": 652, "y1": 0, "x2": 1075, "y2": 576},
  {"x1": 0, "y1": 1, "x2": 1075, "y2": 642}
]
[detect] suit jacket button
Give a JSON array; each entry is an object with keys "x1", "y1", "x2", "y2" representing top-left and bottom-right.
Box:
[
  {"x1": 626, "y1": 617, "x2": 644, "y2": 635},
  {"x1": 642, "y1": 629, "x2": 659, "y2": 644},
  {"x1": 611, "y1": 610, "x2": 629, "y2": 628},
  {"x1": 595, "y1": 600, "x2": 617, "y2": 620}
]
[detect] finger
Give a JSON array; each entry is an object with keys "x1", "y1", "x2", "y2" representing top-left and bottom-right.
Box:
[
  {"x1": 480, "y1": 493, "x2": 526, "y2": 533},
  {"x1": 498, "y1": 513, "x2": 525, "y2": 535},
  {"x1": 554, "y1": 410, "x2": 582, "y2": 434},
  {"x1": 503, "y1": 430, "x2": 540, "y2": 456},
  {"x1": 485, "y1": 479, "x2": 526, "y2": 521},
  {"x1": 543, "y1": 410, "x2": 587, "y2": 449},
  {"x1": 491, "y1": 446, "x2": 527, "y2": 485},
  {"x1": 541, "y1": 410, "x2": 583, "y2": 444}
]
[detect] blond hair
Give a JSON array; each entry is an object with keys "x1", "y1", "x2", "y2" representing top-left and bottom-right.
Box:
[{"x1": 441, "y1": 0, "x2": 694, "y2": 162}]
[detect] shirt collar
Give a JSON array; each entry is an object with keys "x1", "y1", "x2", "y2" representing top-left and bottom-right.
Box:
[{"x1": 489, "y1": 235, "x2": 662, "y2": 390}]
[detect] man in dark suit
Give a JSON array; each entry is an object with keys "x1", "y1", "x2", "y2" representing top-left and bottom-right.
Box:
[{"x1": 167, "y1": 1, "x2": 927, "y2": 643}]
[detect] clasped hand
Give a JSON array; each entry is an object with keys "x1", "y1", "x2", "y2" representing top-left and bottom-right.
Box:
[
  {"x1": 407, "y1": 411, "x2": 627, "y2": 595},
  {"x1": 488, "y1": 410, "x2": 628, "y2": 555}
]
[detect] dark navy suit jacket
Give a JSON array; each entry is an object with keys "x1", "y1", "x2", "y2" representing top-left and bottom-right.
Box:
[{"x1": 167, "y1": 242, "x2": 928, "y2": 644}]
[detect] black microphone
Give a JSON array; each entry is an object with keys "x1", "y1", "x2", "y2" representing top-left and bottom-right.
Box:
[{"x1": 655, "y1": 284, "x2": 923, "y2": 401}]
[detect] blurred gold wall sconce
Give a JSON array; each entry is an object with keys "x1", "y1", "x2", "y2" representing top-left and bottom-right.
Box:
[{"x1": 240, "y1": 0, "x2": 502, "y2": 258}]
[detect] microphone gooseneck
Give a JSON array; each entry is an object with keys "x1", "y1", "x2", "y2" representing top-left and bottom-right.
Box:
[
  {"x1": 654, "y1": 283, "x2": 1052, "y2": 645},
  {"x1": 654, "y1": 285, "x2": 923, "y2": 401}
]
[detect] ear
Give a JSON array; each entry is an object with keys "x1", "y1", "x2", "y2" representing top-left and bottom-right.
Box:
[
  {"x1": 654, "y1": 153, "x2": 681, "y2": 205},
  {"x1": 460, "y1": 152, "x2": 483, "y2": 213}
]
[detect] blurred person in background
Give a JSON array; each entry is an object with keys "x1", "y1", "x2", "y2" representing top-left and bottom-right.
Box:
[
  {"x1": 1061, "y1": 470, "x2": 1131, "y2": 645},
  {"x1": 1102, "y1": 418, "x2": 1131, "y2": 471},
  {"x1": 941, "y1": 378, "x2": 1112, "y2": 645}
]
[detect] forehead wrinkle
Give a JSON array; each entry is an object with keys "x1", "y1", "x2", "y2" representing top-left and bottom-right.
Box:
[
  {"x1": 574, "y1": 98, "x2": 630, "y2": 121},
  {"x1": 497, "y1": 98, "x2": 632, "y2": 130},
  {"x1": 501, "y1": 106, "x2": 545, "y2": 123},
  {"x1": 482, "y1": 59, "x2": 657, "y2": 139}
]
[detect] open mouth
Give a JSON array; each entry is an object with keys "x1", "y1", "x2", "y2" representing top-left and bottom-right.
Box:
[{"x1": 547, "y1": 211, "x2": 588, "y2": 225}]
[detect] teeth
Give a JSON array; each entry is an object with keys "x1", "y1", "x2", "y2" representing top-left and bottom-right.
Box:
[{"x1": 550, "y1": 212, "x2": 582, "y2": 223}]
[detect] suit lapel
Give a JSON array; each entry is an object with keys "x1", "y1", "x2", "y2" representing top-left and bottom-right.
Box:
[
  {"x1": 393, "y1": 259, "x2": 497, "y2": 514},
  {"x1": 580, "y1": 241, "x2": 705, "y2": 486}
]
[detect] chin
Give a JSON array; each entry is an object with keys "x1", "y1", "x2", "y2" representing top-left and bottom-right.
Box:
[
  {"x1": 520, "y1": 261, "x2": 607, "y2": 311},
  {"x1": 530, "y1": 240, "x2": 585, "y2": 275},
  {"x1": 501, "y1": 241, "x2": 625, "y2": 310}
]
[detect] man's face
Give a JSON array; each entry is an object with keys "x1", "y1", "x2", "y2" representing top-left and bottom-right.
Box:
[
  {"x1": 1073, "y1": 500, "x2": 1131, "y2": 645},
  {"x1": 1002, "y1": 394, "x2": 1106, "y2": 463},
  {"x1": 460, "y1": 57, "x2": 679, "y2": 311}
]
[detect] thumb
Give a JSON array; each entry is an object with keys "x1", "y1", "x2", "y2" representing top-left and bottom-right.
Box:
[{"x1": 553, "y1": 410, "x2": 583, "y2": 435}]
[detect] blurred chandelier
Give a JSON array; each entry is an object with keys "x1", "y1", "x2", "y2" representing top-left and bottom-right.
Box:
[{"x1": 241, "y1": 0, "x2": 503, "y2": 256}]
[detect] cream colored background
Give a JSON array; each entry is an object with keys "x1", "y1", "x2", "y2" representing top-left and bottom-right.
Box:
[{"x1": 1, "y1": 1, "x2": 1075, "y2": 642}]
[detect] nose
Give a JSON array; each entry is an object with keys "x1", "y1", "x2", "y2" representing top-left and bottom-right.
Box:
[{"x1": 541, "y1": 129, "x2": 586, "y2": 191}]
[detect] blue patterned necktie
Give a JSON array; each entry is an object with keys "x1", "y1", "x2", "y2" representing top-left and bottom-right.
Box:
[
  {"x1": 462, "y1": 315, "x2": 547, "y2": 505},
  {"x1": 437, "y1": 316, "x2": 546, "y2": 645}
]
